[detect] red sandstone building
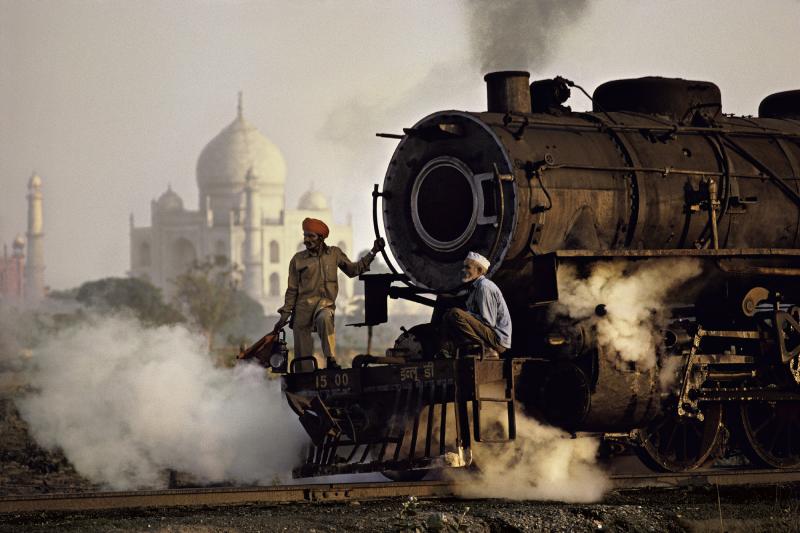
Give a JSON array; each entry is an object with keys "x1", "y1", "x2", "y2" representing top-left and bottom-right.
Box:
[
  {"x1": 0, "y1": 237, "x2": 26, "y2": 304},
  {"x1": 1, "y1": 173, "x2": 45, "y2": 306}
]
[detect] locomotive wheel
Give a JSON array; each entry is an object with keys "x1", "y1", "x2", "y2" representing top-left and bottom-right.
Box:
[
  {"x1": 636, "y1": 403, "x2": 723, "y2": 472},
  {"x1": 739, "y1": 401, "x2": 800, "y2": 468}
]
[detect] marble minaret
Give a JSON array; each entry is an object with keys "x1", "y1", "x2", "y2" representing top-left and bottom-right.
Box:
[
  {"x1": 24, "y1": 172, "x2": 45, "y2": 305},
  {"x1": 242, "y1": 169, "x2": 263, "y2": 300}
]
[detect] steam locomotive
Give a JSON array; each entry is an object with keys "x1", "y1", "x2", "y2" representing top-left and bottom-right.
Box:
[{"x1": 272, "y1": 72, "x2": 800, "y2": 477}]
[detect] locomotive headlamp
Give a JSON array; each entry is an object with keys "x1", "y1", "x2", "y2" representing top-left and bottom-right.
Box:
[
  {"x1": 269, "y1": 351, "x2": 288, "y2": 373},
  {"x1": 269, "y1": 334, "x2": 289, "y2": 374},
  {"x1": 239, "y1": 329, "x2": 289, "y2": 373}
]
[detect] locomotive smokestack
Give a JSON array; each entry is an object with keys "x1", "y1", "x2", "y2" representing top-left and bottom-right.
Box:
[{"x1": 484, "y1": 71, "x2": 531, "y2": 114}]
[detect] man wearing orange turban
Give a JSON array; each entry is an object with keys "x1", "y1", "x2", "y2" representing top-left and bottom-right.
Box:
[{"x1": 275, "y1": 218, "x2": 385, "y2": 368}]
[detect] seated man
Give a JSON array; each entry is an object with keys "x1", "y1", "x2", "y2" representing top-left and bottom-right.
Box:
[{"x1": 442, "y1": 252, "x2": 512, "y2": 358}]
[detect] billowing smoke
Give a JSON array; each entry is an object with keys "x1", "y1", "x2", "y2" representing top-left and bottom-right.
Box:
[
  {"x1": 555, "y1": 259, "x2": 703, "y2": 370},
  {"x1": 454, "y1": 414, "x2": 609, "y2": 503},
  {"x1": 658, "y1": 353, "x2": 685, "y2": 392},
  {"x1": 17, "y1": 315, "x2": 305, "y2": 490},
  {"x1": 466, "y1": 0, "x2": 589, "y2": 73}
]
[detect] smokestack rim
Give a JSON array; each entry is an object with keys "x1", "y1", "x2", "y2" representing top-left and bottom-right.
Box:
[
  {"x1": 484, "y1": 71, "x2": 532, "y2": 114},
  {"x1": 483, "y1": 70, "x2": 531, "y2": 82}
]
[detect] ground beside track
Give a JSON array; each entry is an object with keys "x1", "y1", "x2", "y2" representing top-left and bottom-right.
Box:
[
  {"x1": 2, "y1": 485, "x2": 800, "y2": 533},
  {"x1": 3, "y1": 396, "x2": 800, "y2": 532}
]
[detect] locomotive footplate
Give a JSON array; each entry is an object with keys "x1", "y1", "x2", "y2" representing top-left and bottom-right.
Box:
[{"x1": 282, "y1": 357, "x2": 513, "y2": 479}]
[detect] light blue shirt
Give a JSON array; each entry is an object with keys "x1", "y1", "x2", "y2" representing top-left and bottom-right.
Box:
[{"x1": 465, "y1": 276, "x2": 512, "y2": 348}]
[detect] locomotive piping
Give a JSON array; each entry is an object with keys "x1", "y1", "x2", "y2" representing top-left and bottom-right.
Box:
[
  {"x1": 720, "y1": 135, "x2": 800, "y2": 207},
  {"x1": 487, "y1": 163, "x2": 507, "y2": 261},
  {"x1": 576, "y1": 111, "x2": 645, "y2": 247},
  {"x1": 773, "y1": 137, "x2": 800, "y2": 246},
  {"x1": 371, "y1": 183, "x2": 401, "y2": 277}
]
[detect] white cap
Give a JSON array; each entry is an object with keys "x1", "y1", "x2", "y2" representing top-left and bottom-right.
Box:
[{"x1": 466, "y1": 251, "x2": 490, "y2": 271}]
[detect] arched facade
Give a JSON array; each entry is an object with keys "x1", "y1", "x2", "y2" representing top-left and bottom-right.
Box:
[
  {"x1": 214, "y1": 239, "x2": 227, "y2": 259},
  {"x1": 269, "y1": 272, "x2": 280, "y2": 297},
  {"x1": 139, "y1": 242, "x2": 151, "y2": 267},
  {"x1": 129, "y1": 97, "x2": 355, "y2": 314},
  {"x1": 170, "y1": 238, "x2": 197, "y2": 276},
  {"x1": 270, "y1": 240, "x2": 279, "y2": 263}
]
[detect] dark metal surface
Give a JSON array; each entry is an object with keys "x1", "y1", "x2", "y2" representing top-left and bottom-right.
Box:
[
  {"x1": 760, "y1": 89, "x2": 800, "y2": 119},
  {"x1": 287, "y1": 74, "x2": 800, "y2": 482},
  {"x1": 592, "y1": 77, "x2": 721, "y2": 122},
  {"x1": 284, "y1": 358, "x2": 524, "y2": 479},
  {"x1": 380, "y1": 75, "x2": 800, "y2": 292}
]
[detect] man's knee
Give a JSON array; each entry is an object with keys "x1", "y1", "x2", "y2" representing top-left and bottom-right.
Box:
[
  {"x1": 443, "y1": 308, "x2": 469, "y2": 327},
  {"x1": 314, "y1": 309, "x2": 335, "y2": 330}
]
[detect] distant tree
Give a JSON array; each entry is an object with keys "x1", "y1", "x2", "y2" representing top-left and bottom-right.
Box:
[
  {"x1": 219, "y1": 290, "x2": 267, "y2": 348},
  {"x1": 48, "y1": 287, "x2": 79, "y2": 300},
  {"x1": 0, "y1": 302, "x2": 88, "y2": 362},
  {"x1": 75, "y1": 277, "x2": 183, "y2": 326},
  {"x1": 172, "y1": 260, "x2": 247, "y2": 350}
]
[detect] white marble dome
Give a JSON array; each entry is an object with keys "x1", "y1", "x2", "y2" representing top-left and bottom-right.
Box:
[
  {"x1": 196, "y1": 104, "x2": 286, "y2": 190},
  {"x1": 156, "y1": 186, "x2": 183, "y2": 212},
  {"x1": 298, "y1": 189, "x2": 328, "y2": 210}
]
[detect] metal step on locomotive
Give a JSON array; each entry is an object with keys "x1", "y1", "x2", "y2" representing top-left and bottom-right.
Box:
[{"x1": 255, "y1": 71, "x2": 800, "y2": 479}]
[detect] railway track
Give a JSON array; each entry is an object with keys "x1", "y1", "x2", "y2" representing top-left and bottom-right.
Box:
[{"x1": 1, "y1": 469, "x2": 799, "y2": 514}]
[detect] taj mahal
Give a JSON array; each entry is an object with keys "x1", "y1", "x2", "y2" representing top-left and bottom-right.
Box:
[{"x1": 129, "y1": 96, "x2": 354, "y2": 314}]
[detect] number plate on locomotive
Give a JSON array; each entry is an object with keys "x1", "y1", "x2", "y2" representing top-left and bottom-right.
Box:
[{"x1": 315, "y1": 370, "x2": 359, "y2": 392}]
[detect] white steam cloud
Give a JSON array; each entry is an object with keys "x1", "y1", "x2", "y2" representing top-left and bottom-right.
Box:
[
  {"x1": 555, "y1": 259, "x2": 702, "y2": 369},
  {"x1": 455, "y1": 415, "x2": 609, "y2": 503},
  {"x1": 17, "y1": 315, "x2": 305, "y2": 490}
]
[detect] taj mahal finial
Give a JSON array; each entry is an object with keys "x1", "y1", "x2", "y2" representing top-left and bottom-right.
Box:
[
  {"x1": 237, "y1": 91, "x2": 243, "y2": 119},
  {"x1": 29, "y1": 171, "x2": 42, "y2": 190}
]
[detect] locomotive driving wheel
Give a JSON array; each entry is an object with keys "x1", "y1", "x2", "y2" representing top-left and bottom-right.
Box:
[
  {"x1": 635, "y1": 403, "x2": 723, "y2": 472},
  {"x1": 739, "y1": 401, "x2": 800, "y2": 468}
]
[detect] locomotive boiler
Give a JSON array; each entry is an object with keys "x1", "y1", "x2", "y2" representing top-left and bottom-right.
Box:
[{"x1": 276, "y1": 72, "x2": 800, "y2": 477}]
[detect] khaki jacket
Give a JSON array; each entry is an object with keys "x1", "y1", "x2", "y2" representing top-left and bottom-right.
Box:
[{"x1": 278, "y1": 245, "x2": 373, "y2": 328}]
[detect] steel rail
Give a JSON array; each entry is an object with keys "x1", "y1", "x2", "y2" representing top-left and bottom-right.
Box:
[
  {"x1": 611, "y1": 468, "x2": 800, "y2": 490},
  {"x1": 0, "y1": 481, "x2": 456, "y2": 514},
  {"x1": 2, "y1": 469, "x2": 799, "y2": 514}
]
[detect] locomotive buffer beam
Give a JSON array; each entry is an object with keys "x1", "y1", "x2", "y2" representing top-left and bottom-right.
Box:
[{"x1": 285, "y1": 358, "x2": 516, "y2": 478}]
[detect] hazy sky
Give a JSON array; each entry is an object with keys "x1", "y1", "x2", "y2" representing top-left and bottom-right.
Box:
[{"x1": 2, "y1": 0, "x2": 799, "y2": 290}]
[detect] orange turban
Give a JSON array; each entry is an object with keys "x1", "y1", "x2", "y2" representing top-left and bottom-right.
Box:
[{"x1": 302, "y1": 218, "x2": 329, "y2": 238}]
